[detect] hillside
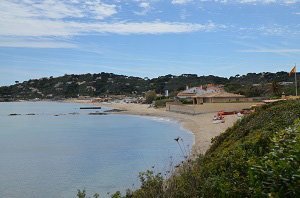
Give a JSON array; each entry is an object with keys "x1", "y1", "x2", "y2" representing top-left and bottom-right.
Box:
[
  {"x1": 111, "y1": 100, "x2": 300, "y2": 197},
  {"x1": 0, "y1": 71, "x2": 298, "y2": 101}
]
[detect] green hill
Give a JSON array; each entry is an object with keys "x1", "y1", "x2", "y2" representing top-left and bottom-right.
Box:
[{"x1": 0, "y1": 71, "x2": 299, "y2": 101}]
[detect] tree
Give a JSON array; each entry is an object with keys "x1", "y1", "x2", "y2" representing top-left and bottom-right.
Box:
[
  {"x1": 77, "y1": 189, "x2": 86, "y2": 198},
  {"x1": 111, "y1": 191, "x2": 121, "y2": 198},
  {"x1": 145, "y1": 91, "x2": 156, "y2": 104}
]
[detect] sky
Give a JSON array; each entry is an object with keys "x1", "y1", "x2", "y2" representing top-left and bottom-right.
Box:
[{"x1": 0, "y1": 0, "x2": 299, "y2": 85}]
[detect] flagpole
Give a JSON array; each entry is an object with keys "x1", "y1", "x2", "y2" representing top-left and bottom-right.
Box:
[{"x1": 295, "y1": 63, "x2": 297, "y2": 96}]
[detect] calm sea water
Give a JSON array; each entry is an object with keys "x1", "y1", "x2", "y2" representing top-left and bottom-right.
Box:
[{"x1": 0, "y1": 102, "x2": 193, "y2": 198}]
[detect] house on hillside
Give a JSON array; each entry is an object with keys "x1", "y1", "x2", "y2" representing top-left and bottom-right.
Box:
[
  {"x1": 192, "y1": 92, "x2": 251, "y2": 104},
  {"x1": 177, "y1": 84, "x2": 223, "y2": 99}
]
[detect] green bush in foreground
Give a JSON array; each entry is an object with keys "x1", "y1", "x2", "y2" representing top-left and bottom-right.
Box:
[
  {"x1": 78, "y1": 100, "x2": 300, "y2": 198},
  {"x1": 249, "y1": 120, "x2": 300, "y2": 197}
]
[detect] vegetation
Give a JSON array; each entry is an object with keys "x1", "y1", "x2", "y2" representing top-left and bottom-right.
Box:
[
  {"x1": 179, "y1": 98, "x2": 193, "y2": 104},
  {"x1": 145, "y1": 91, "x2": 157, "y2": 104},
  {"x1": 154, "y1": 98, "x2": 174, "y2": 108},
  {"x1": 0, "y1": 71, "x2": 298, "y2": 101},
  {"x1": 77, "y1": 100, "x2": 300, "y2": 197},
  {"x1": 133, "y1": 100, "x2": 300, "y2": 197}
]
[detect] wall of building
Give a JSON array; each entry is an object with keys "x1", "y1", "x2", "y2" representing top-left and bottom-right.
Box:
[
  {"x1": 212, "y1": 97, "x2": 241, "y2": 103},
  {"x1": 193, "y1": 97, "x2": 253, "y2": 104},
  {"x1": 166, "y1": 102, "x2": 257, "y2": 115},
  {"x1": 193, "y1": 98, "x2": 204, "y2": 104}
]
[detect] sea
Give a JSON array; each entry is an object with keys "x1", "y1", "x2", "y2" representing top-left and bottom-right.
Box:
[{"x1": 0, "y1": 102, "x2": 194, "y2": 198}]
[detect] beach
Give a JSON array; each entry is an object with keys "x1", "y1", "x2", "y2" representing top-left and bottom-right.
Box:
[{"x1": 90, "y1": 102, "x2": 242, "y2": 154}]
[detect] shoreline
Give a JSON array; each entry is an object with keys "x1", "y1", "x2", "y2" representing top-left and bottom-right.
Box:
[
  {"x1": 67, "y1": 100, "x2": 240, "y2": 154},
  {"x1": 3, "y1": 100, "x2": 241, "y2": 154}
]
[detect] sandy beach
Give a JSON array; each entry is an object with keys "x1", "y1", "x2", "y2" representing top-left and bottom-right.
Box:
[{"x1": 91, "y1": 102, "x2": 243, "y2": 154}]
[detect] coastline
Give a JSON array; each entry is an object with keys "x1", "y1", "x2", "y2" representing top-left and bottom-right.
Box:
[
  {"x1": 104, "y1": 103, "x2": 239, "y2": 154},
  {"x1": 2, "y1": 99, "x2": 241, "y2": 154},
  {"x1": 66, "y1": 99, "x2": 240, "y2": 154}
]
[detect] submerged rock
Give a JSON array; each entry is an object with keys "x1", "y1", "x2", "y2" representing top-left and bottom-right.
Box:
[
  {"x1": 8, "y1": 113, "x2": 21, "y2": 116},
  {"x1": 69, "y1": 112, "x2": 80, "y2": 115},
  {"x1": 88, "y1": 112, "x2": 107, "y2": 115},
  {"x1": 53, "y1": 114, "x2": 66, "y2": 116},
  {"x1": 26, "y1": 113, "x2": 36, "y2": 115},
  {"x1": 104, "y1": 109, "x2": 126, "y2": 113}
]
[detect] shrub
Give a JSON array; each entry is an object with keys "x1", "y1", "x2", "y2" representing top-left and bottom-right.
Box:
[
  {"x1": 154, "y1": 99, "x2": 174, "y2": 108},
  {"x1": 179, "y1": 98, "x2": 193, "y2": 104},
  {"x1": 145, "y1": 91, "x2": 156, "y2": 104},
  {"x1": 249, "y1": 120, "x2": 300, "y2": 197}
]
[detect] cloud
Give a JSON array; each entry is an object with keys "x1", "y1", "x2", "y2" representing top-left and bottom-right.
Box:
[
  {"x1": 237, "y1": 24, "x2": 300, "y2": 37},
  {"x1": 0, "y1": 37, "x2": 76, "y2": 48},
  {"x1": 197, "y1": 0, "x2": 299, "y2": 4},
  {"x1": 0, "y1": 0, "x2": 225, "y2": 48},
  {"x1": 238, "y1": 44, "x2": 300, "y2": 56},
  {"x1": 237, "y1": 0, "x2": 276, "y2": 3},
  {"x1": 139, "y1": 2, "x2": 151, "y2": 9},
  {"x1": 1, "y1": 0, "x2": 117, "y2": 20},
  {"x1": 240, "y1": 48, "x2": 300, "y2": 53},
  {"x1": 134, "y1": 1, "x2": 152, "y2": 15},
  {"x1": 84, "y1": 0, "x2": 117, "y2": 19},
  {"x1": 235, "y1": 0, "x2": 299, "y2": 4},
  {"x1": 29, "y1": 0, "x2": 84, "y2": 19},
  {"x1": 0, "y1": 17, "x2": 221, "y2": 37},
  {"x1": 171, "y1": 0, "x2": 193, "y2": 4},
  {"x1": 0, "y1": 0, "x2": 222, "y2": 37}
]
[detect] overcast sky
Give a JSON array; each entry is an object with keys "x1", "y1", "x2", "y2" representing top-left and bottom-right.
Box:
[{"x1": 0, "y1": 0, "x2": 299, "y2": 85}]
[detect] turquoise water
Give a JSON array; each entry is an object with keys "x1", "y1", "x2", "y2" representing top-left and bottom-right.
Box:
[{"x1": 0, "y1": 102, "x2": 193, "y2": 197}]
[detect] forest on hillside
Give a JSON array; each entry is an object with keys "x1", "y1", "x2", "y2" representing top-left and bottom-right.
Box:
[{"x1": 0, "y1": 71, "x2": 298, "y2": 101}]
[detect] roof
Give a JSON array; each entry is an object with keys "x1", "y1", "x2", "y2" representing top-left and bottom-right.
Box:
[
  {"x1": 177, "y1": 92, "x2": 197, "y2": 97},
  {"x1": 193, "y1": 92, "x2": 245, "y2": 98},
  {"x1": 177, "y1": 85, "x2": 223, "y2": 97}
]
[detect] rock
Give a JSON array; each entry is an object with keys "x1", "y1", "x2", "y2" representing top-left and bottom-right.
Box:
[
  {"x1": 8, "y1": 113, "x2": 21, "y2": 116},
  {"x1": 69, "y1": 112, "x2": 80, "y2": 115},
  {"x1": 88, "y1": 112, "x2": 107, "y2": 115},
  {"x1": 54, "y1": 114, "x2": 66, "y2": 116},
  {"x1": 103, "y1": 109, "x2": 126, "y2": 113}
]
